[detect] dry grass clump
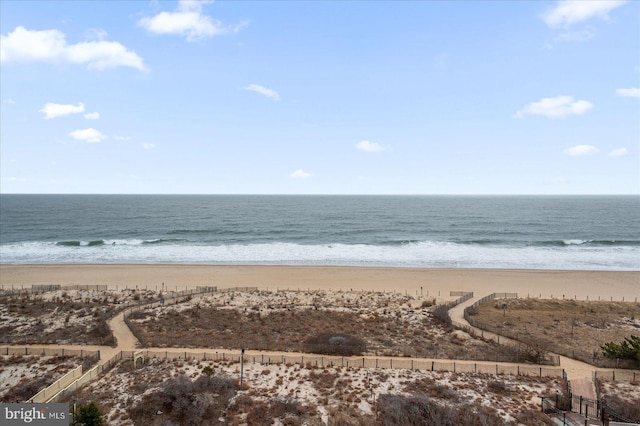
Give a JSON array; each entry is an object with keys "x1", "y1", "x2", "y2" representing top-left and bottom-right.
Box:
[
  {"x1": 232, "y1": 395, "x2": 320, "y2": 426},
  {"x1": 376, "y1": 393, "x2": 504, "y2": 425},
  {"x1": 304, "y1": 333, "x2": 366, "y2": 356},
  {"x1": 128, "y1": 373, "x2": 238, "y2": 425},
  {"x1": 472, "y1": 298, "x2": 640, "y2": 366}
]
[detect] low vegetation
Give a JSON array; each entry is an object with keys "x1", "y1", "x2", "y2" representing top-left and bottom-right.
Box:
[
  {"x1": 470, "y1": 298, "x2": 640, "y2": 367},
  {"x1": 601, "y1": 335, "x2": 640, "y2": 361},
  {"x1": 597, "y1": 378, "x2": 640, "y2": 423},
  {"x1": 0, "y1": 355, "x2": 82, "y2": 402},
  {"x1": 60, "y1": 356, "x2": 565, "y2": 425},
  {"x1": 128, "y1": 373, "x2": 238, "y2": 425},
  {"x1": 127, "y1": 290, "x2": 529, "y2": 362},
  {"x1": 0, "y1": 288, "x2": 158, "y2": 346}
]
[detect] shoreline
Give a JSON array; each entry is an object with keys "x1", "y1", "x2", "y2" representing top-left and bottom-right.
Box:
[{"x1": 1, "y1": 264, "x2": 638, "y2": 300}]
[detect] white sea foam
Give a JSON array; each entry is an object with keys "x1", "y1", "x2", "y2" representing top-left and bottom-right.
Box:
[
  {"x1": 1, "y1": 240, "x2": 638, "y2": 271},
  {"x1": 563, "y1": 239, "x2": 591, "y2": 245}
]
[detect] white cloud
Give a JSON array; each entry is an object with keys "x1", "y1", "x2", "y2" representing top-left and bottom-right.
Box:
[
  {"x1": 69, "y1": 128, "x2": 107, "y2": 143},
  {"x1": 1, "y1": 26, "x2": 146, "y2": 71},
  {"x1": 40, "y1": 102, "x2": 85, "y2": 119},
  {"x1": 84, "y1": 112, "x2": 100, "y2": 120},
  {"x1": 243, "y1": 84, "x2": 280, "y2": 101},
  {"x1": 229, "y1": 20, "x2": 251, "y2": 34},
  {"x1": 114, "y1": 135, "x2": 132, "y2": 141},
  {"x1": 515, "y1": 96, "x2": 593, "y2": 119},
  {"x1": 554, "y1": 27, "x2": 595, "y2": 42},
  {"x1": 142, "y1": 143, "x2": 156, "y2": 150},
  {"x1": 543, "y1": 0, "x2": 628, "y2": 27},
  {"x1": 290, "y1": 169, "x2": 311, "y2": 179},
  {"x1": 356, "y1": 140, "x2": 385, "y2": 152},
  {"x1": 138, "y1": 0, "x2": 237, "y2": 42},
  {"x1": 564, "y1": 145, "x2": 599, "y2": 156},
  {"x1": 615, "y1": 88, "x2": 640, "y2": 98},
  {"x1": 609, "y1": 147, "x2": 628, "y2": 157}
]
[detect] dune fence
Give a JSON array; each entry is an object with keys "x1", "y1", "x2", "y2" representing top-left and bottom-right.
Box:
[{"x1": 124, "y1": 349, "x2": 566, "y2": 379}]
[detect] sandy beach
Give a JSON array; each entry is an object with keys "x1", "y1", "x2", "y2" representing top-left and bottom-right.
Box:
[{"x1": 1, "y1": 265, "x2": 638, "y2": 301}]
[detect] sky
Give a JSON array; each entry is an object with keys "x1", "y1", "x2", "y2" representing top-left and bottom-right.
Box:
[{"x1": 1, "y1": 0, "x2": 638, "y2": 195}]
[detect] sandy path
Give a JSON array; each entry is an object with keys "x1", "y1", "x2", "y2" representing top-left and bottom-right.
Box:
[
  {"x1": 450, "y1": 293, "x2": 603, "y2": 402},
  {"x1": 104, "y1": 312, "x2": 139, "y2": 357}
]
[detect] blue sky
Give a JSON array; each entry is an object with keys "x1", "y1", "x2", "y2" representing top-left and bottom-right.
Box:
[{"x1": 1, "y1": 0, "x2": 638, "y2": 194}]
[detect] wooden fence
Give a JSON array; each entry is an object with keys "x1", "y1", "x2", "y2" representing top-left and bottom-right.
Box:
[
  {"x1": 49, "y1": 351, "x2": 126, "y2": 403},
  {"x1": 127, "y1": 349, "x2": 566, "y2": 378},
  {"x1": 28, "y1": 365, "x2": 83, "y2": 403},
  {"x1": 593, "y1": 369, "x2": 640, "y2": 382},
  {"x1": 0, "y1": 346, "x2": 99, "y2": 358}
]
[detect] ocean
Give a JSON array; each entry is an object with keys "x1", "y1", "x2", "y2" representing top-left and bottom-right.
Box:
[{"x1": 0, "y1": 195, "x2": 638, "y2": 271}]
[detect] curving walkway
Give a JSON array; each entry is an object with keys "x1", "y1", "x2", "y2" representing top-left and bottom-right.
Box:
[{"x1": 450, "y1": 294, "x2": 604, "y2": 424}]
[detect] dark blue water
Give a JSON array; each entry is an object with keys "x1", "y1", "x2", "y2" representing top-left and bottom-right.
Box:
[{"x1": 1, "y1": 195, "x2": 638, "y2": 270}]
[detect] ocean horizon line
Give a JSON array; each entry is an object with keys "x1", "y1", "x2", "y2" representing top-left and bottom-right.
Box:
[{"x1": 2, "y1": 193, "x2": 639, "y2": 197}]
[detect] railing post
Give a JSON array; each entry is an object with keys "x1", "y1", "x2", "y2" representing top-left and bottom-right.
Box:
[
  {"x1": 579, "y1": 396, "x2": 583, "y2": 414},
  {"x1": 585, "y1": 403, "x2": 588, "y2": 419}
]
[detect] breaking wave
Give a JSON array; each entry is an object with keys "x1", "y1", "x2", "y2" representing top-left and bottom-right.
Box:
[{"x1": 4, "y1": 239, "x2": 639, "y2": 271}]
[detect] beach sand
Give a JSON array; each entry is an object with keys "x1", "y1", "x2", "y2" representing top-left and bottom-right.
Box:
[{"x1": 0, "y1": 265, "x2": 638, "y2": 301}]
